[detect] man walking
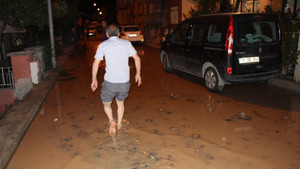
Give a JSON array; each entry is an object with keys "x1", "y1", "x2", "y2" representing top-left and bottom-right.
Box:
[
  {"x1": 91, "y1": 24, "x2": 142, "y2": 136},
  {"x1": 101, "y1": 21, "x2": 108, "y2": 42}
]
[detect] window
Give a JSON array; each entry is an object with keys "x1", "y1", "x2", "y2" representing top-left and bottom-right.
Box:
[
  {"x1": 191, "y1": 23, "x2": 205, "y2": 42},
  {"x1": 207, "y1": 24, "x2": 222, "y2": 43},
  {"x1": 173, "y1": 23, "x2": 189, "y2": 42},
  {"x1": 124, "y1": 27, "x2": 140, "y2": 32},
  {"x1": 238, "y1": 21, "x2": 278, "y2": 44},
  {"x1": 171, "y1": 6, "x2": 179, "y2": 24},
  {"x1": 149, "y1": 3, "x2": 153, "y2": 14}
]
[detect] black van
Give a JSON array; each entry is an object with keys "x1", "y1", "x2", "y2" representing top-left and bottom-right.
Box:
[{"x1": 160, "y1": 13, "x2": 282, "y2": 92}]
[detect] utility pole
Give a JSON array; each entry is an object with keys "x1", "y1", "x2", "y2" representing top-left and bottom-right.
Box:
[{"x1": 47, "y1": 0, "x2": 56, "y2": 68}]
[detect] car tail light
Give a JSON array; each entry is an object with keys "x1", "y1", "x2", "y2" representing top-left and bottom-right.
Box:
[
  {"x1": 140, "y1": 32, "x2": 143, "y2": 35},
  {"x1": 227, "y1": 67, "x2": 232, "y2": 74},
  {"x1": 120, "y1": 33, "x2": 125, "y2": 36},
  {"x1": 225, "y1": 16, "x2": 233, "y2": 57}
]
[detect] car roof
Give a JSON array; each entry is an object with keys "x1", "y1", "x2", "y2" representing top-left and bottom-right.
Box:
[
  {"x1": 188, "y1": 12, "x2": 278, "y2": 20},
  {"x1": 120, "y1": 25, "x2": 139, "y2": 27},
  {"x1": 183, "y1": 12, "x2": 279, "y2": 24}
]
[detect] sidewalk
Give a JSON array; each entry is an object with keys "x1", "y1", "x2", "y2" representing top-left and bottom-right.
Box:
[
  {"x1": 269, "y1": 76, "x2": 300, "y2": 93},
  {"x1": 0, "y1": 41, "x2": 300, "y2": 169},
  {"x1": 0, "y1": 45, "x2": 74, "y2": 169}
]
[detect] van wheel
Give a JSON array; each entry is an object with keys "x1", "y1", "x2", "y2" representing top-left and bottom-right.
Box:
[
  {"x1": 162, "y1": 55, "x2": 172, "y2": 73},
  {"x1": 204, "y1": 67, "x2": 223, "y2": 92}
]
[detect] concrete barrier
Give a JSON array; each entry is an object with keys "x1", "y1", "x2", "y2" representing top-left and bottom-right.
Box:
[{"x1": 7, "y1": 51, "x2": 34, "y2": 100}]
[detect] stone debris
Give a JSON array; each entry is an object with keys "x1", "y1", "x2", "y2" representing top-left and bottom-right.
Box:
[
  {"x1": 234, "y1": 126, "x2": 253, "y2": 132},
  {"x1": 170, "y1": 127, "x2": 178, "y2": 131},
  {"x1": 187, "y1": 99, "x2": 195, "y2": 102},
  {"x1": 192, "y1": 134, "x2": 201, "y2": 139},
  {"x1": 217, "y1": 98, "x2": 224, "y2": 102},
  {"x1": 170, "y1": 93, "x2": 180, "y2": 99},
  {"x1": 64, "y1": 137, "x2": 72, "y2": 142},
  {"x1": 165, "y1": 111, "x2": 172, "y2": 114},
  {"x1": 145, "y1": 119, "x2": 153, "y2": 123},
  {"x1": 234, "y1": 112, "x2": 252, "y2": 120}
]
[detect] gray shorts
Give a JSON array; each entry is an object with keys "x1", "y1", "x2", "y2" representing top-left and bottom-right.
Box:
[{"x1": 100, "y1": 81, "x2": 130, "y2": 102}]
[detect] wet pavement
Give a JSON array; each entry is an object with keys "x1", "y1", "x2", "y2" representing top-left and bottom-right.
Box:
[{"x1": 1, "y1": 36, "x2": 300, "y2": 169}]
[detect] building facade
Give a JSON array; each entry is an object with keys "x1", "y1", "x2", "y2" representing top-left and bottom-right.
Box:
[{"x1": 116, "y1": 0, "x2": 292, "y2": 42}]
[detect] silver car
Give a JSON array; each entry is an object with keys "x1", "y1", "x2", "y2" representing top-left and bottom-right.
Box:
[{"x1": 120, "y1": 25, "x2": 144, "y2": 43}]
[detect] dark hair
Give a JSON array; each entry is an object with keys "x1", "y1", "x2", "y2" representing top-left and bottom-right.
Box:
[{"x1": 106, "y1": 24, "x2": 120, "y2": 37}]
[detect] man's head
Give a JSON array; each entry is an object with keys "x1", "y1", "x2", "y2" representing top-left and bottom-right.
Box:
[
  {"x1": 106, "y1": 24, "x2": 120, "y2": 37},
  {"x1": 101, "y1": 21, "x2": 107, "y2": 27}
]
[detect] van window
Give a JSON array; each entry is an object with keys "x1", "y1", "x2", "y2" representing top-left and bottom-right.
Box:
[
  {"x1": 238, "y1": 21, "x2": 278, "y2": 44},
  {"x1": 173, "y1": 23, "x2": 189, "y2": 42},
  {"x1": 207, "y1": 24, "x2": 222, "y2": 43},
  {"x1": 191, "y1": 23, "x2": 205, "y2": 43}
]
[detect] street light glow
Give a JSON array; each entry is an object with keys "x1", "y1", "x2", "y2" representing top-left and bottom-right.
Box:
[{"x1": 93, "y1": 3, "x2": 96, "y2": 7}]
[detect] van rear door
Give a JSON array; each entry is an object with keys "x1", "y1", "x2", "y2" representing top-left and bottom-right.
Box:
[{"x1": 232, "y1": 14, "x2": 281, "y2": 77}]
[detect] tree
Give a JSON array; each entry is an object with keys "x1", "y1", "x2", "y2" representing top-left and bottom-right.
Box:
[
  {"x1": 184, "y1": 0, "x2": 219, "y2": 19},
  {"x1": 233, "y1": 0, "x2": 241, "y2": 12},
  {"x1": 184, "y1": 0, "x2": 242, "y2": 19},
  {"x1": 0, "y1": 0, "x2": 76, "y2": 46},
  {"x1": 220, "y1": 0, "x2": 232, "y2": 12}
]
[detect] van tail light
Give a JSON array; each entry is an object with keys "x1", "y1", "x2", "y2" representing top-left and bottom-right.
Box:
[
  {"x1": 140, "y1": 32, "x2": 143, "y2": 35},
  {"x1": 120, "y1": 33, "x2": 125, "y2": 36},
  {"x1": 225, "y1": 16, "x2": 233, "y2": 57},
  {"x1": 227, "y1": 67, "x2": 232, "y2": 74}
]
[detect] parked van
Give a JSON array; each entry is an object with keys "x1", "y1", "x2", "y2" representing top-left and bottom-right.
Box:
[{"x1": 160, "y1": 13, "x2": 282, "y2": 92}]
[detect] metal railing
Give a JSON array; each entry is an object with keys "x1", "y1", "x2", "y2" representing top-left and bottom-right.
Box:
[{"x1": 0, "y1": 67, "x2": 14, "y2": 89}]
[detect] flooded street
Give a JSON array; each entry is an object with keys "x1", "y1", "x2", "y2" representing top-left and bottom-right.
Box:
[{"x1": 6, "y1": 35, "x2": 300, "y2": 169}]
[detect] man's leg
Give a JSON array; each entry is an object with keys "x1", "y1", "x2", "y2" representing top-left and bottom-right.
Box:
[
  {"x1": 116, "y1": 99, "x2": 125, "y2": 129},
  {"x1": 103, "y1": 102, "x2": 116, "y2": 136},
  {"x1": 103, "y1": 102, "x2": 113, "y2": 123}
]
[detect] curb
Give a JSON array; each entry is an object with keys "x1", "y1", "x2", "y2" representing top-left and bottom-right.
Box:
[{"x1": 269, "y1": 77, "x2": 300, "y2": 93}]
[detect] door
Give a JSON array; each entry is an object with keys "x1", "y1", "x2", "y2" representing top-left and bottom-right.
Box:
[
  {"x1": 168, "y1": 22, "x2": 190, "y2": 71},
  {"x1": 186, "y1": 23, "x2": 206, "y2": 76},
  {"x1": 233, "y1": 16, "x2": 281, "y2": 75}
]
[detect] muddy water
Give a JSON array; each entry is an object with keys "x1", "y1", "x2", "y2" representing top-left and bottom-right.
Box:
[{"x1": 7, "y1": 39, "x2": 300, "y2": 169}]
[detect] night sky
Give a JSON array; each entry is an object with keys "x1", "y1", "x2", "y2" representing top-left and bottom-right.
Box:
[{"x1": 78, "y1": 0, "x2": 117, "y2": 22}]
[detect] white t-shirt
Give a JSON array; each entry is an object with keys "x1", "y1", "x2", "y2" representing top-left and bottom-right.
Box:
[{"x1": 94, "y1": 36, "x2": 137, "y2": 83}]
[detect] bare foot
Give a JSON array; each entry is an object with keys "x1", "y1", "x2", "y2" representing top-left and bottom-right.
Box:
[
  {"x1": 109, "y1": 121, "x2": 117, "y2": 136},
  {"x1": 117, "y1": 123, "x2": 122, "y2": 130}
]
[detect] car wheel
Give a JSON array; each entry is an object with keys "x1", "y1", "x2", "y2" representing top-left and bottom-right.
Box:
[
  {"x1": 162, "y1": 55, "x2": 172, "y2": 73},
  {"x1": 204, "y1": 67, "x2": 223, "y2": 92}
]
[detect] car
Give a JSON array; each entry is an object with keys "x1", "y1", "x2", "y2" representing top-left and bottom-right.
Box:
[
  {"x1": 87, "y1": 26, "x2": 97, "y2": 36},
  {"x1": 120, "y1": 25, "x2": 144, "y2": 43},
  {"x1": 160, "y1": 13, "x2": 282, "y2": 92}
]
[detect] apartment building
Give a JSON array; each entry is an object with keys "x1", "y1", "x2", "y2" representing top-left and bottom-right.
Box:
[
  {"x1": 117, "y1": 0, "x2": 292, "y2": 42},
  {"x1": 116, "y1": 0, "x2": 197, "y2": 42}
]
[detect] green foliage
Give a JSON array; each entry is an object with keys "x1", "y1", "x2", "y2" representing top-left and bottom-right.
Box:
[
  {"x1": 263, "y1": 6, "x2": 300, "y2": 75},
  {"x1": 280, "y1": 19, "x2": 300, "y2": 74},
  {"x1": 184, "y1": 0, "x2": 220, "y2": 19},
  {"x1": 0, "y1": 0, "x2": 79, "y2": 69},
  {"x1": 184, "y1": 0, "x2": 240, "y2": 19},
  {"x1": 0, "y1": 0, "x2": 47, "y2": 30}
]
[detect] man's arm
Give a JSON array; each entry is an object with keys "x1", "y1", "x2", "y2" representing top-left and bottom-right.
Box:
[
  {"x1": 91, "y1": 58, "x2": 101, "y2": 91},
  {"x1": 132, "y1": 53, "x2": 142, "y2": 86}
]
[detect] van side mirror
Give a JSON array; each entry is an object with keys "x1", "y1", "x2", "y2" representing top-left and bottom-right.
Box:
[{"x1": 165, "y1": 34, "x2": 172, "y2": 42}]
